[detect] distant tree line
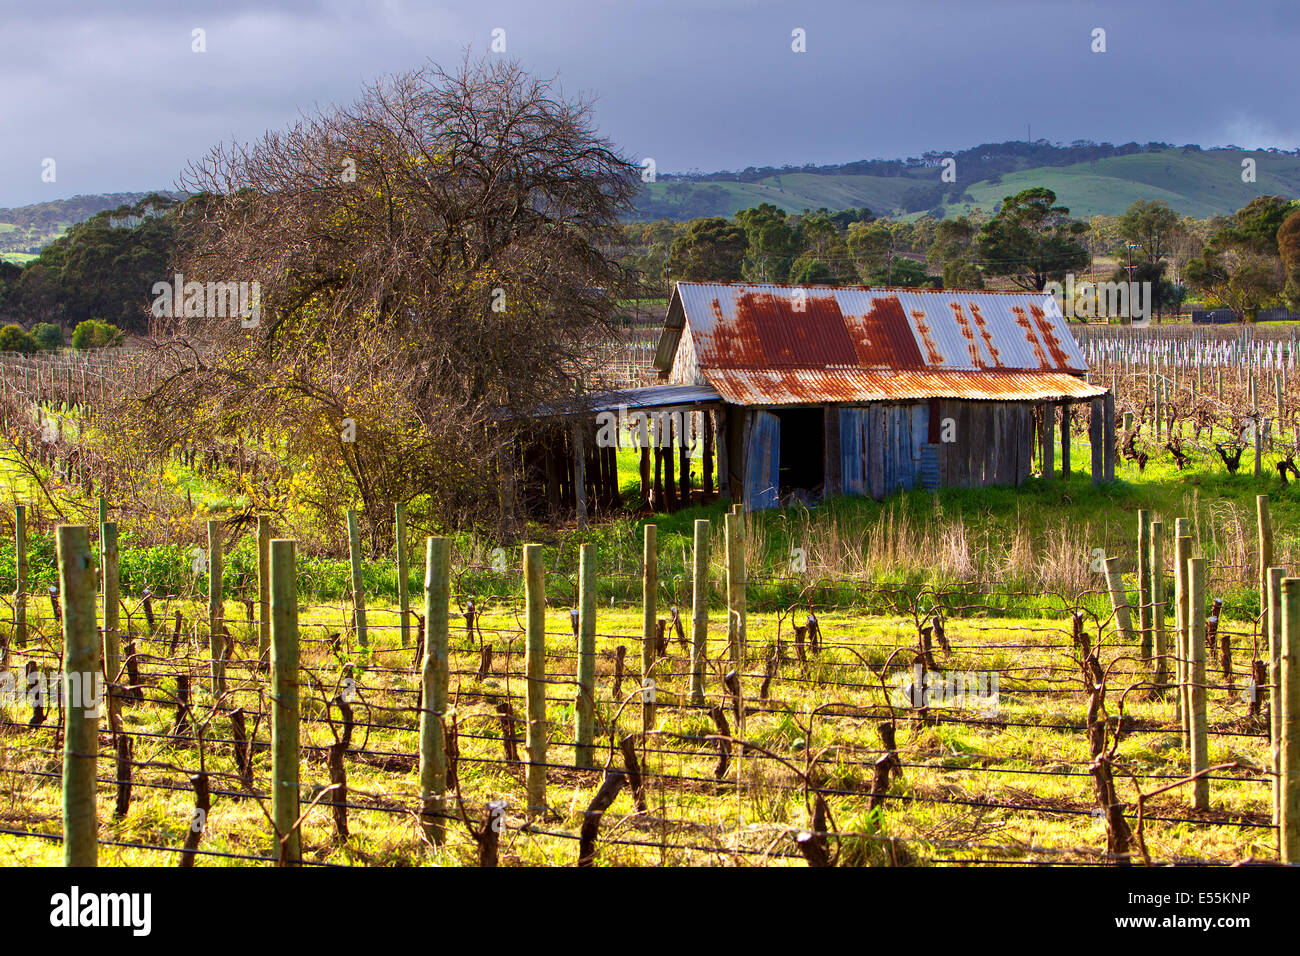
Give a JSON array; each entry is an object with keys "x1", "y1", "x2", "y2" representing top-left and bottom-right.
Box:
[
  {"x1": 620, "y1": 190, "x2": 1300, "y2": 321},
  {"x1": 0, "y1": 193, "x2": 193, "y2": 334}
]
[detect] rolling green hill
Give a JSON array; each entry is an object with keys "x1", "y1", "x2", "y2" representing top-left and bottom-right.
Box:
[
  {"x1": 0, "y1": 192, "x2": 180, "y2": 263},
  {"x1": 633, "y1": 144, "x2": 1300, "y2": 222}
]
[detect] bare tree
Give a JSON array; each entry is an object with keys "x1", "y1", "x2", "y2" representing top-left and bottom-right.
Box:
[{"x1": 138, "y1": 56, "x2": 638, "y2": 545}]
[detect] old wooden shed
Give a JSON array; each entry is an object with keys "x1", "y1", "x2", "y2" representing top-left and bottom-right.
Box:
[
  {"x1": 648, "y1": 281, "x2": 1113, "y2": 509},
  {"x1": 513, "y1": 281, "x2": 1115, "y2": 518}
]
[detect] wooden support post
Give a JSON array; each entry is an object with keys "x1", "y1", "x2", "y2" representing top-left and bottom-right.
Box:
[
  {"x1": 1175, "y1": 521, "x2": 1192, "y2": 745},
  {"x1": 1102, "y1": 391, "x2": 1116, "y2": 481},
  {"x1": 396, "y1": 503, "x2": 410, "y2": 648},
  {"x1": 715, "y1": 408, "x2": 730, "y2": 500},
  {"x1": 101, "y1": 521, "x2": 120, "y2": 723},
  {"x1": 702, "y1": 408, "x2": 715, "y2": 496},
  {"x1": 1042, "y1": 402, "x2": 1055, "y2": 479},
  {"x1": 1060, "y1": 401, "x2": 1071, "y2": 477},
  {"x1": 572, "y1": 418, "x2": 587, "y2": 528},
  {"x1": 1090, "y1": 397, "x2": 1103, "y2": 486},
  {"x1": 575, "y1": 543, "x2": 597, "y2": 769},
  {"x1": 1103, "y1": 557, "x2": 1134, "y2": 644},
  {"x1": 14, "y1": 504, "x2": 26, "y2": 648},
  {"x1": 1188, "y1": 557, "x2": 1209, "y2": 810},
  {"x1": 1255, "y1": 412, "x2": 1264, "y2": 479},
  {"x1": 1153, "y1": 384, "x2": 1163, "y2": 442},
  {"x1": 270, "y1": 538, "x2": 301, "y2": 865},
  {"x1": 690, "y1": 519, "x2": 709, "y2": 706},
  {"x1": 1282, "y1": 577, "x2": 1300, "y2": 862},
  {"x1": 726, "y1": 511, "x2": 746, "y2": 667},
  {"x1": 257, "y1": 515, "x2": 271, "y2": 665},
  {"x1": 641, "y1": 524, "x2": 657, "y2": 729},
  {"x1": 1151, "y1": 521, "x2": 1166, "y2": 690},
  {"x1": 58, "y1": 525, "x2": 99, "y2": 867},
  {"x1": 207, "y1": 519, "x2": 225, "y2": 699},
  {"x1": 418, "y1": 536, "x2": 450, "y2": 846},
  {"x1": 1137, "y1": 511, "x2": 1151, "y2": 660},
  {"x1": 1258, "y1": 496, "x2": 1273, "y2": 632},
  {"x1": 346, "y1": 509, "x2": 367, "y2": 647},
  {"x1": 1269, "y1": 567, "x2": 1284, "y2": 828},
  {"x1": 523, "y1": 543, "x2": 547, "y2": 816}
]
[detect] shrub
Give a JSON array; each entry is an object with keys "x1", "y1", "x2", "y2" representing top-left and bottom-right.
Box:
[
  {"x1": 71, "y1": 319, "x2": 123, "y2": 350},
  {"x1": 0, "y1": 323, "x2": 37, "y2": 353},
  {"x1": 30, "y1": 322, "x2": 64, "y2": 350}
]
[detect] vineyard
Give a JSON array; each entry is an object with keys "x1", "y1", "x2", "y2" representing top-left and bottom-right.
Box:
[
  {"x1": 0, "y1": 499, "x2": 1292, "y2": 867},
  {"x1": 0, "y1": 325, "x2": 1297, "y2": 868}
]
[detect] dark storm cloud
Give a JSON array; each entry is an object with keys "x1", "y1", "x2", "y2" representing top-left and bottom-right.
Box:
[{"x1": 2, "y1": 0, "x2": 1298, "y2": 206}]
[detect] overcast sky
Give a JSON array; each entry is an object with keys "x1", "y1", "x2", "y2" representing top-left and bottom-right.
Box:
[{"x1": 3, "y1": 0, "x2": 1298, "y2": 208}]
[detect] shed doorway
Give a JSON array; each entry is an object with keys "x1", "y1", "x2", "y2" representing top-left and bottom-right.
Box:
[{"x1": 774, "y1": 407, "x2": 824, "y2": 496}]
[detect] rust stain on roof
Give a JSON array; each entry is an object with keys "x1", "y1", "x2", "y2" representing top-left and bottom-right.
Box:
[
  {"x1": 949, "y1": 301, "x2": 983, "y2": 368},
  {"x1": 910, "y1": 310, "x2": 944, "y2": 365},
  {"x1": 665, "y1": 282, "x2": 1092, "y2": 398},
  {"x1": 1029, "y1": 304, "x2": 1072, "y2": 369},
  {"x1": 967, "y1": 301, "x2": 1003, "y2": 368},
  {"x1": 1010, "y1": 305, "x2": 1049, "y2": 369},
  {"x1": 847, "y1": 295, "x2": 924, "y2": 368},
  {"x1": 736, "y1": 291, "x2": 857, "y2": 366},
  {"x1": 706, "y1": 294, "x2": 766, "y2": 366}
]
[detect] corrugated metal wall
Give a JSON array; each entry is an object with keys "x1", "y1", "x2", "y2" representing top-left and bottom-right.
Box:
[
  {"x1": 743, "y1": 410, "x2": 780, "y2": 511},
  {"x1": 835, "y1": 404, "x2": 932, "y2": 501},
  {"x1": 746, "y1": 399, "x2": 1035, "y2": 510}
]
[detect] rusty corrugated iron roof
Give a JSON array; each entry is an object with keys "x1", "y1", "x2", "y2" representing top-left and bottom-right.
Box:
[
  {"x1": 656, "y1": 283, "x2": 1090, "y2": 387},
  {"x1": 707, "y1": 369, "x2": 1105, "y2": 406}
]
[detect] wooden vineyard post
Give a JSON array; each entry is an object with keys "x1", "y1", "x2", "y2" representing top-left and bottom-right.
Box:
[
  {"x1": 270, "y1": 539, "x2": 301, "y2": 865},
  {"x1": 1153, "y1": 384, "x2": 1163, "y2": 442},
  {"x1": 1254, "y1": 412, "x2": 1263, "y2": 479},
  {"x1": 346, "y1": 509, "x2": 367, "y2": 648},
  {"x1": 59, "y1": 525, "x2": 99, "y2": 867},
  {"x1": 13, "y1": 504, "x2": 26, "y2": 647},
  {"x1": 726, "y1": 510, "x2": 746, "y2": 667},
  {"x1": 575, "y1": 543, "x2": 597, "y2": 770},
  {"x1": 1174, "y1": 519, "x2": 1192, "y2": 744},
  {"x1": 257, "y1": 515, "x2": 271, "y2": 665},
  {"x1": 1137, "y1": 510, "x2": 1152, "y2": 660},
  {"x1": 641, "y1": 524, "x2": 657, "y2": 730},
  {"x1": 418, "y1": 537, "x2": 450, "y2": 846},
  {"x1": 1103, "y1": 557, "x2": 1134, "y2": 645},
  {"x1": 690, "y1": 519, "x2": 709, "y2": 706},
  {"x1": 1151, "y1": 521, "x2": 1167, "y2": 690},
  {"x1": 100, "y1": 520, "x2": 120, "y2": 724},
  {"x1": 1269, "y1": 567, "x2": 1285, "y2": 828},
  {"x1": 523, "y1": 544, "x2": 547, "y2": 816},
  {"x1": 1187, "y1": 557, "x2": 1209, "y2": 810},
  {"x1": 1281, "y1": 578, "x2": 1300, "y2": 862},
  {"x1": 1258, "y1": 496, "x2": 1273, "y2": 632},
  {"x1": 396, "y1": 503, "x2": 410, "y2": 648},
  {"x1": 207, "y1": 519, "x2": 225, "y2": 699}
]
